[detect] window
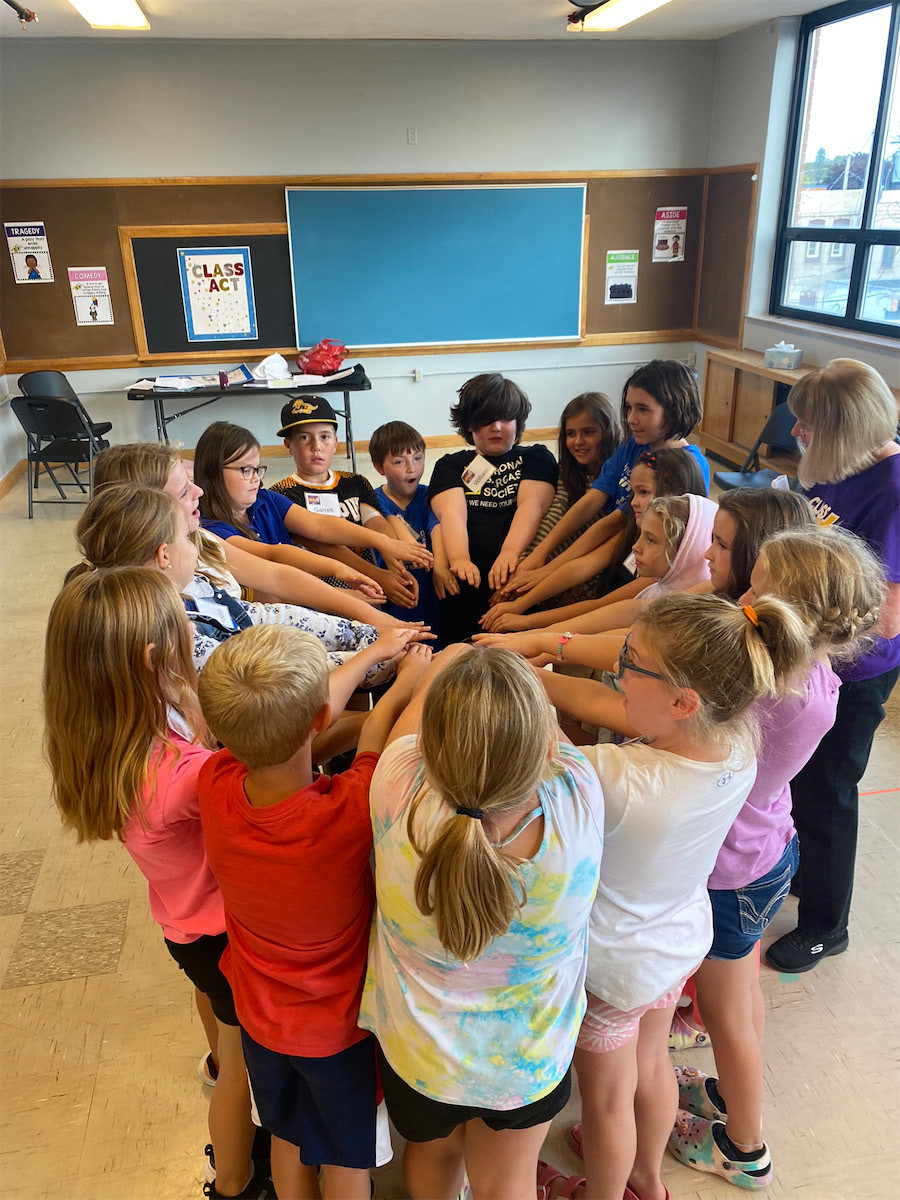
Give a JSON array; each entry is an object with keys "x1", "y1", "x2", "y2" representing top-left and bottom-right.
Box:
[{"x1": 771, "y1": 1, "x2": 900, "y2": 337}]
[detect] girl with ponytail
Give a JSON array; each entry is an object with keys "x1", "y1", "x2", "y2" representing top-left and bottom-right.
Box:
[
  {"x1": 535, "y1": 591, "x2": 811, "y2": 1200},
  {"x1": 359, "y1": 645, "x2": 604, "y2": 1200}
]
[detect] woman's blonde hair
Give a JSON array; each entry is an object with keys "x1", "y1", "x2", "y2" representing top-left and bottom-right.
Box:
[
  {"x1": 408, "y1": 646, "x2": 557, "y2": 963},
  {"x1": 93, "y1": 441, "x2": 229, "y2": 579},
  {"x1": 757, "y1": 525, "x2": 885, "y2": 661},
  {"x1": 635, "y1": 592, "x2": 812, "y2": 758},
  {"x1": 66, "y1": 484, "x2": 183, "y2": 585},
  {"x1": 645, "y1": 494, "x2": 690, "y2": 567},
  {"x1": 788, "y1": 358, "x2": 898, "y2": 487},
  {"x1": 44, "y1": 567, "x2": 203, "y2": 842}
]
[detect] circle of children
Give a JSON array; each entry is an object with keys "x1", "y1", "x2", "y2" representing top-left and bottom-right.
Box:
[{"x1": 43, "y1": 357, "x2": 899, "y2": 1200}]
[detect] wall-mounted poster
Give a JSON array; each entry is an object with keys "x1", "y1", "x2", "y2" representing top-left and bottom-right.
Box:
[
  {"x1": 5, "y1": 221, "x2": 54, "y2": 283},
  {"x1": 605, "y1": 250, "x2": 639, "y2": 304},
  {"x1": 177, "y1": 246, "x2": 258, "y2": 342},
  {"x1": 68, "y1": 267, "x2": 114, "y2": 325},
  {"x1": 652, "y1": 207, "x2": 687, "y2": 262}
]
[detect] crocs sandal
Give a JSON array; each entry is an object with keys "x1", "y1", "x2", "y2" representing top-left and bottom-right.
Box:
[
  {"x1": 668, "y1": 1110, "x2": 773, "y2": 1189},
  {"x1": 568, "y1": 1122, "x2": 583, "y2": 1160},
  {"x1": 537, "y1": 1159, "x2": 585, "y2": 1199},
  {"x1": 674, "y1": 1065, "x2": 727, "y2": 1122},
  {"x1": 625, "y1": 1188, "x2": 671, "y2": 1200},
  {"x1": 668, "y1": 1008, "x2": 710, "y2": 1051}
]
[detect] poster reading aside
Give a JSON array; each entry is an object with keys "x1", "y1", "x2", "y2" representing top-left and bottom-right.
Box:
[
  {"x1": 5, "y1": 221, "x2": 54, "y2": 283},
  {"x1": 605, "y1": 250, "x2": 639, "y2": 304},
  {"x1": 652, "y1": 207, "x2": 687, "y2": 262},
  {"x1": 178, "y1": 246, "x2": 257, "y2": 342},
  {"x1": 68, "y1": 267, "x2": 114, "y2": 325}
]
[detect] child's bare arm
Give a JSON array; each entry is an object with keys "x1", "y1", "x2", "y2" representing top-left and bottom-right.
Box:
[
  {"x1": 357, "y1": 644, "x2": 434, "y2": 756},
  {"x1": 515, "y1": 488, "x2": 610, "y2": 572},
  {"x1": 487, "y1": 479, "x2": 556, "y2": 591},
  {"x1": 325, "y1": 629, "x2": 420, "y2": 718},
  {"x1": 430, "y1": 525, "x2": 459, "y2": 600},
  {"x1": 540, "y1": 672, "x2": 638, "y2": 739},
  {"x1": 430, "y1": 491, "x2": 480, "y2": 588}
]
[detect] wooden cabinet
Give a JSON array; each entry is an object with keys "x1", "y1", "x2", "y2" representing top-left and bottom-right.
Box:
[{"x1": 698, "y1": 349, "x2": 806, "y2": 475}]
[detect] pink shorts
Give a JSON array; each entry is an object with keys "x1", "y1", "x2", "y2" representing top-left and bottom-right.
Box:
[{"x1": 576, "y1": 981, "x2": 687, "y2": 1054}]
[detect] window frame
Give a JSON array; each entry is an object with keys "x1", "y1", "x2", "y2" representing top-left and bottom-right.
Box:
[{"x1": 770, "y1": 0, "x2": 900, "y2": 337}]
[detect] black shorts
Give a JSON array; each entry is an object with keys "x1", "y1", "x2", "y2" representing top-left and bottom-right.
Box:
[
  {"x1": 241, "y1": 1031, "x2": 380, "y2": 1169},
  {"x1": 163, "y1": 931, "x2": 238, "y2": 1026},
  {"x1": 377, "y1": 1045, "x2": 572, "y2": 1142}
]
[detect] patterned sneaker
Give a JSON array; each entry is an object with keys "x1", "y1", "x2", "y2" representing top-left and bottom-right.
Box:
[
  {"x1": 669, "y1": 1110, "x2": 773, "y2": 1189},
  {"x1": 674, "y1": 1065, "x2": 727, "y2": 1122},
  {"x1": 668, "y1": 1007, "x2": 711, "y2": 1051}
]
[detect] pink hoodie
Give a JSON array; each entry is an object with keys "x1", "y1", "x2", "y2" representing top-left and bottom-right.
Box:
[{"x1": 639, "y1": 493, "x2": 717, "y2": 603}]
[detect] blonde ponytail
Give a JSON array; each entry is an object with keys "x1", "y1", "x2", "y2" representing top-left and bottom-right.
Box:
[
  {"x1": 408, "y1": 646, "x2": 556, "y2": 963},
  {"x1": 636, "y1": 592, "x2": 812, "y2": 756}
]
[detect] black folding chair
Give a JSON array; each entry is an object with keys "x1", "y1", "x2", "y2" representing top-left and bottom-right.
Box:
[
  {"x1": 18, "y1": 370, "x2": 112, "y2": 441},
  {"x1": 11, "y1": 397, "x2": 105, "y2": 518},
  {"x1": 712, "y1": 402, "x2": 800, "y2": 491}
]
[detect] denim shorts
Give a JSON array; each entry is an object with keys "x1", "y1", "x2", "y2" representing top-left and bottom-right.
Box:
[{"x1": 707, "y1": 836, "x2": 799, "y2": 961}]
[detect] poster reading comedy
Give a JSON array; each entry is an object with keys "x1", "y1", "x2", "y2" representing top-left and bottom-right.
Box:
[
  {"x1": 652, "y1": 207, "x2": 687, "y2": 262},
  {"x1": 5, "y1": 221, "x2": 54, "y2": 283},
  {"x1": 68, "y1": 267, "x2": 114, "y2": 325},
  {"x1": 177, "y1": 246, "x2": 257, "y2": 342}
]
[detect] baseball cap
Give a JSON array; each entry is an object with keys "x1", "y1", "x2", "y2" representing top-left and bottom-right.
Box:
[{"x1": 278, "y1": 396, "x2": 339, "y2": 437}]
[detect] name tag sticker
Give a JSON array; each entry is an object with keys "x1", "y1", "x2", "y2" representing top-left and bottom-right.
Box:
[
  {"x1": 461, "y1": 455, "x2": 497, "y2": 495},
  {"x1": 306, "y1": 492, "x2": 342, "y2": 516},
  {"x1": 192, "y1": 596, "x2": 239, "y2": 630}
]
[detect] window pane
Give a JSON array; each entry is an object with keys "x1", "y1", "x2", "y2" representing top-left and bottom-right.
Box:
[
  {"x1": 782, "y1": 240, "x2": 856, "y2": 316},
  {"x1": 859, "y1": 243, "x2": 900, "y2": 324},
  {"x1": 872, "y1": 42, "x2": 900, "y2": 230},
  {"x1": 791, "y1": 6, "x2": 892, "y2": 232}
]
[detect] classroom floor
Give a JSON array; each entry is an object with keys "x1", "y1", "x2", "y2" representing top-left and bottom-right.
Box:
[{"x1": 1, "y1": 446, "x2": 897, "y2": 1200}]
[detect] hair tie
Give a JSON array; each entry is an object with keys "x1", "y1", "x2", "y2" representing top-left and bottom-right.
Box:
[
  {"x1": 456, "y1": 806, "x2": 485, "y2": 821},
  {"x1": 637, "y1": 451, "x2": 658, "y2": 468},
  {"x1": 742, "y1": 604, "x2": 760, "y2": 628}
]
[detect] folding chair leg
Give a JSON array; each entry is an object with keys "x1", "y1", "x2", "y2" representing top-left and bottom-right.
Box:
[{"x1": 26, "y1": 455, "x2": 34, "y2": 518}]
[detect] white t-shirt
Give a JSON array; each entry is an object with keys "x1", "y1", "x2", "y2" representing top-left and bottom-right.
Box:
[
  {"x1": 359, "y1": 735, "x2": 604, "y2": 1110},
  {"x1": 581, "y1": 740, "x2": 756, "y2": 1010}
]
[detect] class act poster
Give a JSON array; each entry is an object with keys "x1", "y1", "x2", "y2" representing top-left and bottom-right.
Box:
[{"x1": 177, "y1": 246, "x2": 258, "y2": 342}]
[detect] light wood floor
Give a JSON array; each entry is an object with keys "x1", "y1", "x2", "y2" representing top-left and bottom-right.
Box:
[{"x1": 1, "y1": 450, "x2": 897, "y2": 1200}]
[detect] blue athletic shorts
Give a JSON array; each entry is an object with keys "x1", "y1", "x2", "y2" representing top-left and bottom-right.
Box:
[
  {"x1": 707, "y1": 836, "x2": 799, "y2": 961},
  {"x1": 240, "y1": 1031, "x2": 379, "y2": 1168}
]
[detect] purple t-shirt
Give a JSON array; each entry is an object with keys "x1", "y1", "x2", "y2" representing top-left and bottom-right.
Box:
[
  {"x1": 708, "y1": 659, "x2": 840, "y2": 890},
  {"x1": 803, "y1": 454, "x2": 900, "y2": 682}
]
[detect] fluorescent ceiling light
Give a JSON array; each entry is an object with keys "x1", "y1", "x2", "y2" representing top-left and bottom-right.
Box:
[
  {"x1": 67, "y1": 0, "x2": 149, "y2": 28},
  {"x1": 568, "y1": 0, "x2": 673, "y2": 32}
]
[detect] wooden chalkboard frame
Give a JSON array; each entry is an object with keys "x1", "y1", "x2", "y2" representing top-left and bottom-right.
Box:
[{"x1": 0, "y1": 167, "x2": 759, "y2": 373}]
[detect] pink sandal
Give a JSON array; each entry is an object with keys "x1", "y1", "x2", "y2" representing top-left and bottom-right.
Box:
[
  {"x1": 568, "y1": 1122, "x2": 583, "y2": 1159},
  {"x1": 537, "y1": 1159, "x2": 585, "y2": 1199}
]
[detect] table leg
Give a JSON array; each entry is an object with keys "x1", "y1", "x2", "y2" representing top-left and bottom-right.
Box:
[{"x1": 343, "y1": 390, "x2": 356, "y2": 472}]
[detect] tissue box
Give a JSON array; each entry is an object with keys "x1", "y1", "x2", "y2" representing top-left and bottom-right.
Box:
[{"x1": 764, "y1": 346, "x2": 804, "y2": 370}]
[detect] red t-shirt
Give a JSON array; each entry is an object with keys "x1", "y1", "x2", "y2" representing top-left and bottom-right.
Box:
[{"x1": 198, "y1": 751, "x2": 378, "y2": 1057}]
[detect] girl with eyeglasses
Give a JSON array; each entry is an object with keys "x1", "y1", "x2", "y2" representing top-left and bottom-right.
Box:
[
  {"x1": 534, "y1": 591, "x2": 810, "y2": 1200},
  {"x1": 194, "y1": 421, "x2": 433, "y2": 592}
]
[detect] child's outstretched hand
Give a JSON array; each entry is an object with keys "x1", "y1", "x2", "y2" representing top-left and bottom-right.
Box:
[
  {"x1": 498, "y1": 564, "x2": 550, "y2": 598},
  {"x1": 381, "y1": 537, "x2": 433, "y2": 575},
  {"x1": 370, "y1": 627, "x2": 421, "y2": 662},
  {"x1": 450, "y1": 558, "x2": 481, "y2": 589},
  {"x1": 380, "y1": 570, "x2": 419, "y2": 610},
  {"x1": 479, "y1": 597, "x2": 527, "y2": 631},
  {"x1": 331, "y1": 563, "x2": 386, "y2": 599},
  {"x1": 395, "y1": 641, "x2": 434, "y2": 678},
  {"x1": 488, "y1": 549, "x2": 521, "y2": 592},
  {"x1": 433, "y1": 561, "x2": 459, "y2": 600}
]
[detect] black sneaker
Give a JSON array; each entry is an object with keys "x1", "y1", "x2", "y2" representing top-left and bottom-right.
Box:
[
  {"x1": 205, "y1": 1129, "x2": 272, "y2": 1184},
  {"x1": 766, "y1": 928, "x2": 849, "y2": 973},
  {"x1": 202, "y1": 1162, "x2": 272, "y2": 1199}
]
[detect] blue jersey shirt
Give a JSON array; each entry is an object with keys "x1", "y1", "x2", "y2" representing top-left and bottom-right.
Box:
[
  {"x1": 202, "y1": 488, "x2": 295, "y2": 545},
  {"x1": 375, "y1": 483, "x2": 441, "y2": 640},
  {"x1": 590, "y1": 439, "x2": 710, "y2": 511}
]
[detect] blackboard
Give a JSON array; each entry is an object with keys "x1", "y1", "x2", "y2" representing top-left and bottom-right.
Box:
[
  {"x1": 132, "y1": 232, "x2": 294, "y2": 355},
  {"x1": 285, "y1": 185, "x2": 587, "y2": 348}
]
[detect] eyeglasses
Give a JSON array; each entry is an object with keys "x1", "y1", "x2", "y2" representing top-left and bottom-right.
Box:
[
  {"x1": 616, "y1": 633, "x2": 709, "y2": 704},
  {"x1": 224, "y1": 464, "x2": 267, "y2": 481},
  {"x1": 616, "y1": 633, "x2": 668, "y2": 685}
]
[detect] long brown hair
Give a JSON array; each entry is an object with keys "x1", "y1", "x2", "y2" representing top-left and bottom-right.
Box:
[
  {"x1": 44, "y1": 568, "x2": 204, "y2": 843},
  {"x1": 194, "y1": 421, "x2": 261, "y2": 538},
  {"x1": 408, "y1": 646, "x2": 556, "y2": 963},
  {"x1": 557, "y1": 392, "x2": 622, "y2": 502},
  {"x1": 715, "y1": 489, "x2": 815, "y2": 599}
]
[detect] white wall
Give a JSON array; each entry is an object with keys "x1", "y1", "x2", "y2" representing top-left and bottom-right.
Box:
[
  {"x1": 0, "y1": 39, "x2": 715, "y2": 178},
  {"x1": 0, "y1": 37, "x2": 718, "y2": 478}
]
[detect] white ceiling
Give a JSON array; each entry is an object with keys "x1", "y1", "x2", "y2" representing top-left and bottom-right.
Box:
[{"x1": 1, "y1": 0, "x2": 824, "y2": 42}]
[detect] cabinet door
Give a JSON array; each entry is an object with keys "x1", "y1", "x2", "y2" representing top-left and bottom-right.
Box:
[
  {"x1": 702, "y1": 358, "x2": 736, "y2": 441},
  {"x1": 733, "y1": 371, "x2": 776, "y2": 450}
]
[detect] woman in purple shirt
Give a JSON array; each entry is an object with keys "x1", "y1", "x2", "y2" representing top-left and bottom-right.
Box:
[
  {"x1": 669, "y1": 525, "x2": 885, "y2": 1190},
  {"x1": 766, "y1": 360, "x2": 900, "y2": 977}
]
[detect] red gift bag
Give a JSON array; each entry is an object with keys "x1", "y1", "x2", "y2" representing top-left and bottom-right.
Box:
[{"x1": 297, "y1": 339, "x2": 347, "y2": 375}]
